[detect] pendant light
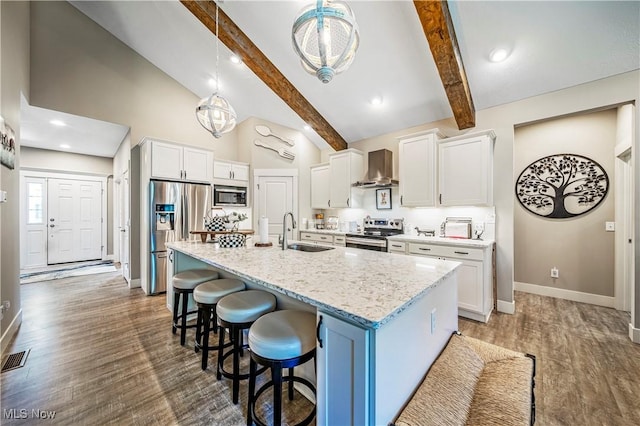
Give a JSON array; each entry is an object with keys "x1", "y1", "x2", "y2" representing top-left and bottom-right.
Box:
[
  {"x1": 196, "y1": 1, "x2": 237, "y2": 138},
  {"x1": 292, "y1": 0, "x2": 360, "y2": 84}
]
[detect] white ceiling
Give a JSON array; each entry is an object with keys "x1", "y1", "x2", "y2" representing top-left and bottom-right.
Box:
[{"x1": 23, "y1": 1, "x2": 640, "y2": 156}]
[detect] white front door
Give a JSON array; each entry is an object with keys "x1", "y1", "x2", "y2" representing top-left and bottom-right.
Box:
[
  {"x1": 48, "y1": 178, "x2": 103, "y2": 264},
  {"x1": 256, "y1": 175, "x2": 295, "y2": 240},
  {"x1": 20, "y1": 176, "x2": 48, "y2": 268}
]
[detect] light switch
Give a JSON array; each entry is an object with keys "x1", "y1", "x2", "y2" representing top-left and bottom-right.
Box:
[
  {"x1": 605, "y1": 222, "x2": 615, "y2": 232},
  {"x1": 0, "y1": 190, "x2": 7, "y2": 203}
]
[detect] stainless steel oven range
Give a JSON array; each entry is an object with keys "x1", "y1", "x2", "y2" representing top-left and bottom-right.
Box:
[{"x1": 345, "y1": 217, "x2": 404, "y2": 252}]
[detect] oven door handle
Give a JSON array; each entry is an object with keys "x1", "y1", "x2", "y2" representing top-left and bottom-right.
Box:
[{"x1": 345, "y1": 237, "x2": 387, "y2": 247}]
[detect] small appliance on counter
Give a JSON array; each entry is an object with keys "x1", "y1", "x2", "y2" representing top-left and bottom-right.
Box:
[
  {"x1": 442, "y1": 217, "x2": 472, "y2": 239},
  {"x1": 315, "y1": 213, "x2": 325, "y2": 230}
]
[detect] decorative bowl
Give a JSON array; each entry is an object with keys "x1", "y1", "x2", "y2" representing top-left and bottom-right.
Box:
[{"x1": 218, "y1": 233, "x2": 246, "y2": 248}]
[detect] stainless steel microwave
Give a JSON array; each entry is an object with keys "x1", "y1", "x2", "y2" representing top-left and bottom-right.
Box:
[{"x1": 213, "y1": 184, "x2": 247, "y2": 207}]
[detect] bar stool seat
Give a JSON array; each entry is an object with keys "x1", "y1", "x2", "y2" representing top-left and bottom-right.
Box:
[
  {"x1": 216, "y1": 290, "x2": 277, "y2": 404},
  {"x1": 193, "y1": 278, "x2": 246, "y2": 370},
  {"x1": 172, "y1": 269, "x2": 219, "y2": 346},
  {"x1": 247, "y1": 310, "x2": 317, "y2": 426}
]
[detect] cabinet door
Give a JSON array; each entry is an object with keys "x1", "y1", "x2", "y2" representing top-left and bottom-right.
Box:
[
  {"x1": 231, "y1": 164, "x2": 249, "y2": 181},
  {"x1": 456, "y1": 259, "x2": 484, "y2": 314},
  {"x1": 151, "y1": 141, "x2": 183, "y2": 180},
  {"x1": 183, "y1": 147, "x2": 213, "y2": 183},
  {"x1": 316, "y1": 312, "x2": 369, "y2": 426},
  {"x1": 213, "y1": 160, "x2": 233, "y2": 180},
  {"x1": 329, "y1": 153, "x2": 351, "y2": 208},
  {"x1": 311, "y1": 165, "x2": 330, "y2": 209},
  {"x1": 399, "y1": 135, "x2": 436, "y2": 206},
  {"x1": 438, "y1": 134, "x2": 493, "y2": 206}
]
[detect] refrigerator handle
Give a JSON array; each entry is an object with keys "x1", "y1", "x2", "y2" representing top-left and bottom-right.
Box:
[{"x1": 183, "y1": 188, "x2": 189, "y2": 240}]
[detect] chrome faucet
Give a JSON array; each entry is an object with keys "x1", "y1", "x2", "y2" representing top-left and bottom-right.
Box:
[{"x1": 281, "y1": 212, "x2": 297, "y2": 250}]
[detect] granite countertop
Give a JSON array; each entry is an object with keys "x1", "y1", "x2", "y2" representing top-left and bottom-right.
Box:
[
  {"x1": 167, "y1": 240, "x2": 459, "y2": 329},
  {"x1": 387, "y1": 234, "x2": 495, "y2": 248}
]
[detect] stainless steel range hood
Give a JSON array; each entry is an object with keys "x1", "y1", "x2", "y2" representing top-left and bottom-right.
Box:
[{"x1": 352, "y1": 149, "x2": 398, "y2": 188}]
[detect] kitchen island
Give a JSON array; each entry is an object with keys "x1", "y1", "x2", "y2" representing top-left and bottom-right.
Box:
[{"x1": 167, "y1": 240, "x2": 460, "y2": 425}]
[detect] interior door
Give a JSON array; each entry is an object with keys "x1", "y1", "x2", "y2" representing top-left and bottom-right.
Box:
[
  {"x1": 21, "y1": 176, "x2": 48, "y2": 268},
  {"x1": 48, "y1": 178, "x2": 102, "y2": 264},
  {"x1": 256, "y1": 175, "x2": 294, "y2": 238}
]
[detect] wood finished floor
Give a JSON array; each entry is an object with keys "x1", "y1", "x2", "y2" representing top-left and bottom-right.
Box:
[{"x1": 2, "y1": 272, "x2": 639, "y2": 425}]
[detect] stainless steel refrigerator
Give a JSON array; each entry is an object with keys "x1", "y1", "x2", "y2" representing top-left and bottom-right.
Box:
[{"x1": 149, "y1": 180, "x2": 211, "y2": 294}]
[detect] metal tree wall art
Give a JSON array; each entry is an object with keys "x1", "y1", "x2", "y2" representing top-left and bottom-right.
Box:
[{"x1": 516, "y1": 154, "x2": 609, "y2": 219}]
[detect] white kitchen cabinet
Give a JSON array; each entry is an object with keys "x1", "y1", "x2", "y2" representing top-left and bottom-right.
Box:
[
  {"x1": 150, "y1": 140, "x2": 213, "y2": 183},
  {"x1": 214, "y1": 159, "x2": 249, "y2": 182},
  {"x1": 398, "y1": 129, "x2": 443, "y2": 207},
  {"x1": 438, "y1": 130, "x2": 495, "y2": 206},
  {"x1": 388, "y1": 241, "x2": 406, "y2": 253},
  {"x1": 310, "y1": 163, "x2": 330, "y2": 209},
  {"x1": 399, "y1": 241, "x2": 494, "y2": 322},
  {"x1": 316, "y1": 311, "x2": 370, "y2": 426},
  {"x1": 329, "y1": 149, "x2": 364, "y2": 208}
]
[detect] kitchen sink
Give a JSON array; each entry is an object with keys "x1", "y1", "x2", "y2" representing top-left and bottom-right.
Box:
[{"x1": 287, "y1": 243, "x2": 334, "y2": 252}]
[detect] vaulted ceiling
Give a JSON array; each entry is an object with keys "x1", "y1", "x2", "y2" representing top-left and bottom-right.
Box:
[{"x1": 23, "y1": 1, "x2": 640, "y2": 155}]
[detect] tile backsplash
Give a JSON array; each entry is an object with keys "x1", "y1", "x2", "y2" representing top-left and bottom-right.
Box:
[{"x1": 308, "y1": 188, "x2": 496, "y2": 240}]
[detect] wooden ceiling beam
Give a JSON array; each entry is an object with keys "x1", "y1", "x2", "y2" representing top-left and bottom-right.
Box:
[
  {"x1": 181, "y1": 0, "x2": 348, "y2": 151},
  {"x1": 414, "y1": 0, "x2": 476, "y2": 129}
]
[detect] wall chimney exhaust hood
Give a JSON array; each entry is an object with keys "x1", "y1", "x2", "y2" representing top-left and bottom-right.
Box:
[{"x1": 352, "y1": 149, "x2": 398, "y2": 188}]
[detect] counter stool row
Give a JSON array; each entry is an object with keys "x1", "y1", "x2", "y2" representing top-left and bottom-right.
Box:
[{"x1": 171, "y1": 269, "x2": 317, "y2": 426}]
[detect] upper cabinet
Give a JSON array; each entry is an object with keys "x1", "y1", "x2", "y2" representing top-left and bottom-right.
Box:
[
  {"x1": 150, "y1": 140, "x2": 213, "y2": 183},
  {"x1": 398, "y1": 129, "x2": 443, "y2": 207},
  {"x1": 438, "y1": 130, "x2": 495, "y2": 206},
  {"x1": 214, "y1": 160, "x2": 249, "y2": 182},
  {"x1": 310, "y1": 163, "x2": 330, "y2": 209},
  {"x1": 329, "y1": 149, "x2": 364, "y2": 208}
]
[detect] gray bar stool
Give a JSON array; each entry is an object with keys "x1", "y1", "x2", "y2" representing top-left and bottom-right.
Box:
[
  {"x1": 247, "y1": 310, "x2": 317, "y2": 426},
  {"x1": 216, "y1": 290, "x2": 277, "y2": 404},
  {"x1": 172, "y1": 269, "x2": 219, "y2": 346},
  {"x1": 193, "y1": 278, "x2": 246, "y2": 370}
]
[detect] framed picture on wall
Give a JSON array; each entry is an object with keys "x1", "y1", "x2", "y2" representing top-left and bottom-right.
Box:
[{"x1": 376, "y1": 188, "x2": 392, "y2": 210}]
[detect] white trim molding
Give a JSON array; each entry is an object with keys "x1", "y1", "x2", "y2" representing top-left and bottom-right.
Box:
[
  {"x1": 497, "y1": 299, "x2": 515, "y2": 314},
  {"x1": 630, "y1": 323, "x2": 640, "y2": 344},
  {"x1": 129, "y1": 278, "x2": 141, "y2": 289},
  {"x1": 515, "y1": 281, "x2": 615, "y2": 308},
  {"x1": 1, "y1": 309, "x2": 23, "y2": 355}
]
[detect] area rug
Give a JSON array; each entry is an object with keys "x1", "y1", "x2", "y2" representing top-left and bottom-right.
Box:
[{"x1": 20, "y1": 262, "x2": 118, "y2": 284}]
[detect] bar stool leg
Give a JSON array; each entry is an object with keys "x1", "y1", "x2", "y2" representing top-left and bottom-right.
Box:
[
  {"x1": 216, "y1": 326, "x2": 226, "y2": 380},
  {"x1": 172, "y1": 291, "x2": 180, "y2": 334},
  {"x1": 180, "y1": 293, "x2": 189, "y2": 346},
  {"x1": 195, "y1": 306, "x2": 203, "y2": 353},
  {"x1": 247, "y1": 358, "x2": 257, "y2": 426},
  {"x1": 273, "y1": 364, "x2": 283, "y2": 426},
  {"x1": 201, "y1": 305, "x2": 211, "y2": 370},
  {"x1": 288, "y1": 367, "x2": 294, "y2": 400},
  {"x1": 233, "y1": 326, "x2": 242, "y2": 404}
]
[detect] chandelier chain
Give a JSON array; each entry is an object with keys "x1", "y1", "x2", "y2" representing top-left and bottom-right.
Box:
[{"x1": 215, "y1": 1, "x2": 219, "y2": 91}]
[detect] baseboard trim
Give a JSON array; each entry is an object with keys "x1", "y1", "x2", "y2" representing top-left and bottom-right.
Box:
[
  {"x1": 515, "y1": 281, "x2": 615, "y2": 308},
  {"x1": 1, "y1": 308, "x2": 23, "y2": 355},
  {"x1": 630, "y1": 323, "x2": 640, "y2": 344},
  {"x1": 129, "y1": 278, "x2": 141, "y2": 289},
  {"x1": 497, "y1": 299, "x2": 515, "y2": 314}
]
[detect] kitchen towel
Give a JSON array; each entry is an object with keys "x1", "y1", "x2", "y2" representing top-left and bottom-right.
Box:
[{"x1": 259, "y1": 216, "x2": 269, "y2": 243}]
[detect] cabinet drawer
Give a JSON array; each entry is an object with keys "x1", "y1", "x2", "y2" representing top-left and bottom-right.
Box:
[
  {"x1": 408, "y1": 243, "x2": 483, "y2": 261},
  {"x1": 333, "y1": 236, "x2": 346, "y2": 246},
  {"x1": 388, "y1": 241, "x2": 406, "y2": 253},
  {"x1": 300, "y1": 232, "x2": 333, "y2": 243}
]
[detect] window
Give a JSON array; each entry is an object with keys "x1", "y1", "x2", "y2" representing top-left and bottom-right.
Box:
[{"x1": 27, "y1": 182, "x2": 44, "y2": 224}]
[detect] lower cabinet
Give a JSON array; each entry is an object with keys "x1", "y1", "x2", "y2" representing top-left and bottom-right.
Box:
[
  {"x1": 402, "y1": 242, "x2": 494, "y2": 322},
  {"x1": 299, "y1": 231, "x2": 345, "y2": 246},
  {"x1": 316, "y1": 312, "x2": 370, "y2": 426}
]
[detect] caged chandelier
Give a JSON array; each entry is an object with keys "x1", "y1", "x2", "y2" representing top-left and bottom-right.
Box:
[
  {"x1": 196, "y1": 1, "x2": 237, "y2": 138},
  {"x1": 292, "y1": 0, "x2": 360, "y2": 84}
]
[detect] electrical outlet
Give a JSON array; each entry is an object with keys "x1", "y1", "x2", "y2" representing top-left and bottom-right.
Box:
[
  {"x1": 551, "y1": 267, "x2": 559, "y2": 278},
  {"x1": 2, "y1": 300, "x2": 9, "y2": 310},
  {"x1": 430, "y1": 308, "x2": 437, "y2": 335}
]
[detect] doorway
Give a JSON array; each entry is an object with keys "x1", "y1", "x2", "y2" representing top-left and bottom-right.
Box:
[
  {"x1": 20, "y1": 171, "x2": 107, "y2": 269},
  {"x1": 253, "y1": 169, "x2": 298, "y2": 242}
]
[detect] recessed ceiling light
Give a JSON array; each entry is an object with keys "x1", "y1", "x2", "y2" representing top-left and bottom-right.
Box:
[
  {"x1": 303, "y1": 125, "x2": 311, "y2": 131},
  {"x1": 50, "y1": 119, "x2": 66, "y2": 127},
  {"x1": 230, "y1": 55, "x2": 242, "y2": 65},
  {"x1": 489, "y1": 48, "x2": 509, "y2": 63},
  {"x1": 59, "y1": 144, "x2": 71, "y2": 149},
  {"x1": 370, "y1": 96, "x2": 383, "y2": 106}
]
